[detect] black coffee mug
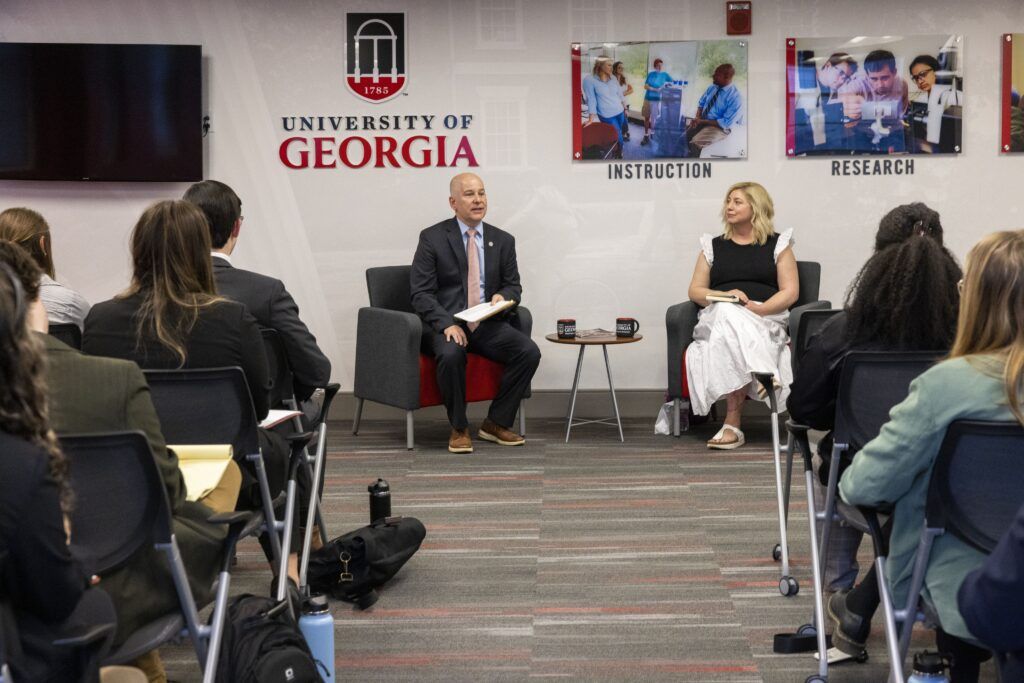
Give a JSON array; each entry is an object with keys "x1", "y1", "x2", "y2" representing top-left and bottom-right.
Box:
[
  {"x1": 557, "y1": 318, "x2": 576, "y2": 339},
  {"x1": 616, "y1": 317, "x2": 640, "y2": 337}
]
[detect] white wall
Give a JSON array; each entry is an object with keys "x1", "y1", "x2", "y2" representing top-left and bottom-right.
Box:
[{"x1": 2, "y1": 0, "x2": 1022, "y2": 392}]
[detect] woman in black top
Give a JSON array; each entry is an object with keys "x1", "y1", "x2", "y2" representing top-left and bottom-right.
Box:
[
  {"x1": 0, "y1": 255, "x2": 115, "y2": 682},
  {"x1": 82, "y1": 201, "x2": 300, "y2": 575},
  {"x1": 686, "y1": 181, "x2": 799, "y2": 448},
  {"x1": 787, "y1": 202, "x2": 960, "y2": 660}
]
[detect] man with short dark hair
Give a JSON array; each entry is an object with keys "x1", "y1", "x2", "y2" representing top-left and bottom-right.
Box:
[
  {"x1": 640, "y1": 58, "x2": 674, "y2": 146},
  {"x1": 183, "y1": 180, "x2": 331, "y2": 404},
  {"x1": 839, "y1": 49, "x2": 909, "y2": 153}
]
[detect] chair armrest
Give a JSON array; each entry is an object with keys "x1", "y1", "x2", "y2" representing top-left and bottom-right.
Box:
[
  {"x1": 353, "y1": 307, "x2": 422, "y2": 410},
  {"x1": 858, "y1": 506, "x2": 889, "y2": 558},
  {"x1": 511, "y1": 305, "x2": 533, "y2": 336},
  {"x1": 666, "y1": 301, "x2": 699, "y2": 399},
  {"x1": 788, "y1": 300, "x2": 832, "y2": 337},
  {"x1": 52, "y1": 622, "x2": 116, "y2": 648},
  {"x1": 785, "y1": 420, "x2": 814, "y2": 470}
]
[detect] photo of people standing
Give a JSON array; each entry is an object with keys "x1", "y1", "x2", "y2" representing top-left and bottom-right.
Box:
[
  {"x1": 573, "y1": 40, "x2": 747, "y2": 161},
  {"x1": 788, "y1": 35, "x2": 963, "y2": 156}
]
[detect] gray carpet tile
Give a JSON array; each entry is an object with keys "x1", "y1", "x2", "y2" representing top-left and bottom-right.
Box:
[{"x1": 161, "y1": 415, "x2": 998, "y2": 682}]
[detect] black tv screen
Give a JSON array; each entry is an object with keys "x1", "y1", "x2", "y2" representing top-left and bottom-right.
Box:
[{"x1": 0, "y1": 43, "x2": 203, "y2": 182}]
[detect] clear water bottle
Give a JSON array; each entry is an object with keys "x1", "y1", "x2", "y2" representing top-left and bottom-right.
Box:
[
  {"x1": 299, "y1": 594, "x2": 335, "y2": 681},
  {"x1": 369, "y1": 478, "x2": 391, "y2": 524},
  {"x1": 907, "y1": 651, "x2": 951, "y2": 683}
]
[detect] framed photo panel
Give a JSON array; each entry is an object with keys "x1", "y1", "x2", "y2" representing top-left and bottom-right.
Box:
[
  {"x1": 786, "y1": 35, "x2": 963, "y2": 157},
  {"x1": 571, "y1": 40, "x2": 748, "y2": 162}
]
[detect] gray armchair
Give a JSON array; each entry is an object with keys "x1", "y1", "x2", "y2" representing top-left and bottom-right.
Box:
[
  {"x1": 353, "y1": 266, "x2": 532, "y2": 449},
  {"x1": 665, "y1": 260, "x2": 830, "y2": 436}
]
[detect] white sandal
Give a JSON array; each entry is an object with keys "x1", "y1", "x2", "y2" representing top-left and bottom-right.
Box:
[{"x1": 707, "y1": 424, "x2": 745, "y2": 450}]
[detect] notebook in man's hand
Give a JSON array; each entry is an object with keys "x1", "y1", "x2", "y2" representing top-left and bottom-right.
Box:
[{"x1": 455, "y1": 299, "x2": 516, "y2": 323}]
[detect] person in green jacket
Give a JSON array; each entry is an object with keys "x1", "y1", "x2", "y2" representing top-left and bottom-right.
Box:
[{"x1": 837, "y1": 229, "x2": 1024, "y2": 682}]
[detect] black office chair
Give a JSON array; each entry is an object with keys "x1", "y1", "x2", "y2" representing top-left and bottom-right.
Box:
[
  {"x1": 143, "y1": 367, "x2": 285, "y2": 564},
  {"x1": 861, "y1": 420, "x2": 1024, "y2": 682},
  {"x1": 784, "y1": 351, "x2": 940, "y2": 680},
  {"x1": 261, "y1": 328, "x2": 341, "y2": 594},
  {"x1": 62, "y1": 431, "x2": 259, "y2": 683},
  {"x1": 48, "y1": 323, "x2": 81, "y2": 350}
]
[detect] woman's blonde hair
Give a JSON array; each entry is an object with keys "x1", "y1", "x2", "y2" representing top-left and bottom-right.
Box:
[
  {"x1": 949, "y1": 230, "x2": 1024, "y2": 424},
  {"x1": 120, "y1": 200, "x2": 223, "y2": 366},
  {"x1": 721, "y1": 182, "x2": 775, "y2": 245},
  {"x1": 592, "y1": 56, "x2": 612, "y2": 78},
  {"x1": 0, "y1": 207, "x2": 56, "y2": 279}
]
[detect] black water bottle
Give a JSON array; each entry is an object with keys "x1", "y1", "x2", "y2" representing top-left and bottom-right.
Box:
[{"x1": 368, "y1": 478, "x2": 391, "y2": 524}]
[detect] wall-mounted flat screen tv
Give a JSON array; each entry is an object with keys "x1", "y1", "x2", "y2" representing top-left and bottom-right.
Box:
[{"x1": 0, "y1": 43, "x2": 202, "y2": 182}]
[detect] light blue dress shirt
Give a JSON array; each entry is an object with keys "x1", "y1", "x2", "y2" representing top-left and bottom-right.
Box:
[
  {"x1": 457, "y1": 217, "x2": 486, "y2": 303},
  {"x1": 697, "y1": 82, "x2": 744, "y2": 131}
]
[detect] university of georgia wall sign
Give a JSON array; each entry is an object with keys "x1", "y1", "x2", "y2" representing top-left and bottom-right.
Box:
[{"x1": 275, "y1": 11, "x2": 480, "y2": 170}]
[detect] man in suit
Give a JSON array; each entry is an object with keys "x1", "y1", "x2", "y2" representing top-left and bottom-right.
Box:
[
  {"x1": 183, "y1": 180, "x2": 331, "y2": 405},
  {"x1": 410, "y1": 173, "x2": 541, "y2": 453},
  {"x1": 0, "y1": 239, "x2": 239, "y2": 682}
]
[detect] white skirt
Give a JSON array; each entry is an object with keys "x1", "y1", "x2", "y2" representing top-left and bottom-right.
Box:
[{"x1": 684, "y1": 302, "x2": 792, "y2": 416}]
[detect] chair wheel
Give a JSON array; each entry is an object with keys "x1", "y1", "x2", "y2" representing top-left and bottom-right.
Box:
[
  {"x1": 779, "y1": 576, "x2": 799, "y2": 596},
  {"x1": 772, "y1": 543, "x2": 783, "y2": 561},
  {"x1": 797, "y1": 623, "x2": 816, "y2": 636}
]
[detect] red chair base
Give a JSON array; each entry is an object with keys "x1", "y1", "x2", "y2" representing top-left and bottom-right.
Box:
[{"x1": 419, "y1": 353, "x2": 505, "y2": 408}]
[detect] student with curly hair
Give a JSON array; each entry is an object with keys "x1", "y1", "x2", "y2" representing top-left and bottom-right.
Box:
[{"x1": 788, "y1": 202, "x2": 961, "y2": 662}]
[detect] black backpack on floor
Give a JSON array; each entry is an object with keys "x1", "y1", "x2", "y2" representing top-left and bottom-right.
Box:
[
  {"x1": 307, "y1": 516, "x2": 426, "y2": 609},
  {"x1": 214, "y1": 594, "x2": 322, "y2": 682}
]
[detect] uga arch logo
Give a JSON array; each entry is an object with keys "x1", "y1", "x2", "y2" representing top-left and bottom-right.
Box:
[{"x1": 345, "y1": 12, "x2": 407, "y2": 103}]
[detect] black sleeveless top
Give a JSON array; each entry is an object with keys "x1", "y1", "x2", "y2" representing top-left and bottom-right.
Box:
[{"x1": 709, "y1": 233, "x2": 780, "y2": 302}]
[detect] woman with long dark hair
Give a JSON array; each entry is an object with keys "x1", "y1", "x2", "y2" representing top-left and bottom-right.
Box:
[
  {"x1": 0, "y1": 247, "x2": 114, "y2": 682},
  {"x1": 788, "y1": 202, "x2": 961, "y2": 662},
  {"x1": 83, "y1": 200, "x2": 300, "y2": 581}
]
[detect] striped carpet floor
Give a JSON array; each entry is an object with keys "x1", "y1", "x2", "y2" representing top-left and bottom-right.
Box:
[{"x1": 163, "y1": 415, "x2": 998, "y2": 682}]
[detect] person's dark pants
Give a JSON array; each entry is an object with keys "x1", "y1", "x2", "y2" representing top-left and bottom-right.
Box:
[
  {"x1": 235, "y1": 427, "x2": 310, "y2": 558},
  {"x1": 935, "y1": 628, "x2": 992, "y2": 683},
  {"x1": 427, "y1": 319, "x2": 541, "y2": 431}
]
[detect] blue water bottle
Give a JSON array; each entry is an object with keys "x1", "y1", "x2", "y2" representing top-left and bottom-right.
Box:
[
  {"x1": 299, "y1": 594, "x2": 335, "y2": 681},
  {"x1": 907, "y1": 651, "x2": 951, "y2": 683}
]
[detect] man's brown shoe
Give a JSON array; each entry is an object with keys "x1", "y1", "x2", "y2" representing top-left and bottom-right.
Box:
[
  {"x1": 448, "y1": 428, "x2": 473, "y2": 453},
  {"x1": 478, "y1": 419, "x2": 525, "y2": 446}
]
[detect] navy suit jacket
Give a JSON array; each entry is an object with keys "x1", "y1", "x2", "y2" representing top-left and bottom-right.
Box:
[
  {"x1": 409, "y1": 217, "x2": 522, "y2": 334},
  {"x1": 213, "y1": 257, "x2": 331, "y2": 397},
  {"x1": 959, "y1": 500, "x2": 1024, "y2": 679}
]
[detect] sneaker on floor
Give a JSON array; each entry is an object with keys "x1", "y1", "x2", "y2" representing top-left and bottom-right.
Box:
[
  {"x1": 640, "y1": 135, "x2": 650, "y2": 146},
  {"x1": 478, "y1": 418, "x2": 525, "y2": 446},
  {"x1": 449, "y1": 428, "x2": 473, "y2": 453}
]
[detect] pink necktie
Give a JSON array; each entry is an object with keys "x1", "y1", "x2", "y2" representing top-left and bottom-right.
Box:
[{"x1": 466, "y1": 229, "x2": 481, "y2": 332}]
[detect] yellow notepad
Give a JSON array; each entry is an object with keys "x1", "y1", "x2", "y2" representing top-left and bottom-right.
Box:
[{"x1": 169, "y1": 444, "x2": 233, "y2": 502}]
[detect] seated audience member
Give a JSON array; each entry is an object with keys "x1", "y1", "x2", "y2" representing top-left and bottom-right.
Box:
[
  {"x1": 685, "y1": 181, "x2": 798, "y2": 449},
  {"x1": 0, "y1": 207, "x2": 90, "y2": 330},
  {"x1": 0, "y1": 241, "x2": 240, "y2": 682},
  {"x1": 958, "y1": 501, "x2": 1024, "y2": 681},
  {"x1": 182, "y1": 180, "x2": 331, "y2": 408},
  {"x1": 787, "y1": 204, "x2": 961, "y2": 660},
  {"x1": 839, "y1": 230, "x2": 1024, "y2": 682},
  {"x1": 0, "y1": 256, "x2": 115, "y2": 682},
  {"x1": 81, "y1": 200, "x2": 303, "y2": 581}
]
